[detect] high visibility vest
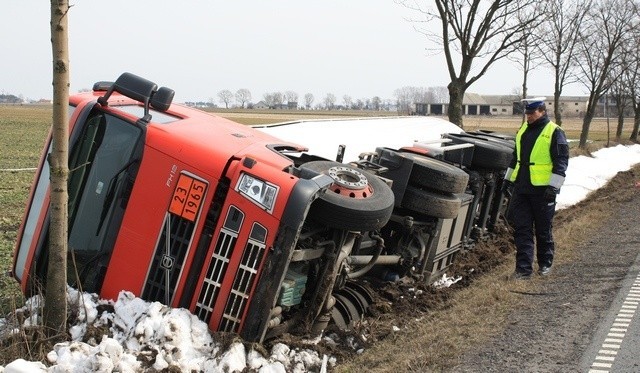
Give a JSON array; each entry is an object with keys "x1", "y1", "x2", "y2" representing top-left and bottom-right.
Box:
[{"x1": 510, "y1": 121, "x2": 559, "y2": 186}]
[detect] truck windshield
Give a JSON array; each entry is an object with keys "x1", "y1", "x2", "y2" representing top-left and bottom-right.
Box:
[{"x1": 65, "y1": 110, "x2": 143, "y2": 290}]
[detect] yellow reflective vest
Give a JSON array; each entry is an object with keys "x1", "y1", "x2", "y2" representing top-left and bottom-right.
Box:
[{"x1": 509, "y1": 121, "x2": 559, "y2": 186}]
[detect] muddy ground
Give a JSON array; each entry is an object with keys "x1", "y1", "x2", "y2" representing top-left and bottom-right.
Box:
[{"x1": 266, "y1": 163, "x2": 640, "y2": 372}]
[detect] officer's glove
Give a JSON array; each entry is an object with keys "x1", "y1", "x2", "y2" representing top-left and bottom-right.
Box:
[
  {"x1": 501, "y1": 180, "x2": 514, "y2": 197},
  {"x1": 543, "y1": 186, "x2": 559, "y2": 202}
]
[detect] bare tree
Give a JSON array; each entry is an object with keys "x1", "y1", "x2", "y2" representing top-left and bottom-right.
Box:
[
  {"x1": 343, "y1": 95, "x2": 353, "y2": 109},
  {"x1": 625, "y1": 6, "x2": 640, "y2": 142},
  {"x1": 608, "y1": 71, "x2": 629, "y2": 143},
  {"x1": 537, "y1": 0, "x2": 591, "y2": 126},
  {"x1": 393, "y1": 86, "x2": 433, "y2": 114},
  {"x1": 401, "y1": 0, "x2": 538, "y2": 128},
  {"x1": 323, "y1": 93, "x2": 336, "y2": 110},
  {"x1": 285, "y1": 90, "x2": 299, "y2": 105},
  {"x1": 574, "y1": 0, "x2": 634, "y2": 148},
  {"x1": 45, "y1": 0, "x2": 70, "y2": 340},
  {"x1": 371, "y1": 96, "x2": 382, "y2": 111},
  {"x1": 263, "y1": 93, "x2": 275, "y2": 108},
  {"x1": 235, "y1": 88, "x2": 251, "y2": 108},
  {"x1": 428, "y1": 86, "x2": 449, "y2": 103},
  {"x1": 304, "y1": 93, "x2": 314, "y2": 109},
  {"x1": 272, "y1": 92, "x2": 285, "y2": 107},
  {"x1": 509, "y1": 14, "x2": 545, "y2": 107},
  {"x1": 393, "y1": 86, "x2": 413, "y2": 114},
  {"x1": 217, "y1": 89, "x2": 233, "y2": 108}
]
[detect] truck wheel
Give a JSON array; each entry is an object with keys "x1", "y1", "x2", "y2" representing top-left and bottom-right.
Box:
[
  {"x1": 442, "y1": 133, "x2": 513, "y2": 170},
  {"x1": 464, "y1": 131, "x2": 515, "y2": 149},
  {"x1": 466, "y1": 130, "x2": 516, "y2": 143},
  {"x1": 401, "y1": 186, "x2": 461, "y2": 219},
  {"x1": 302, "y1": 161, "x2": 394, "y2": 231},
  {"x1": 399, "y1": 151, "x2": 469, "y2": 194}
]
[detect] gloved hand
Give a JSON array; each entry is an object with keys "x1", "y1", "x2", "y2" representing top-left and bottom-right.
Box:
[
  {"x1": 501, "y1": 180, "x2": 514, "y2": 197},
  {"x1": 543, "y1": 186, "x2": 559, "y2": 202}
]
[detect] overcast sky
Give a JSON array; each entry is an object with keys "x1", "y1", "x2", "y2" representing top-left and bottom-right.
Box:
[{"x1": 1, "y1": 1, "x2": 586, "y2": 104}]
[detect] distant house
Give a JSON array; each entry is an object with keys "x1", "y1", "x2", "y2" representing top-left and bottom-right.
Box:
[{"x1": 253, "y1": 101, "x2": 269, "y2": 109}]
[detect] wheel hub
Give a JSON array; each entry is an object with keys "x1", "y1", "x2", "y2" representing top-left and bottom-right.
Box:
[{"x1": 327, "y1": 166, "x2": 373, "y2": 199}]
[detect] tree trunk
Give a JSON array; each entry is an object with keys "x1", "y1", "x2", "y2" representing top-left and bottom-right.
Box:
[
  {"x1": 553, "y1": 87, "x2": 563, "y2": 127},
  {"x1": 447, "y1": 81, "x2": 465, "y2": 129},
  {"x1": 615, "y1": 113, "x2": 624, "y2": 143},
  {"x1": 45, "y1": 0, "x2": 70, "y2": 340},
  {"x1": 579, "y1": 108, "x2": 595, "y2": 149},
  {"x1": 631, "y1": 108, "x2": 640, "y2": 142}
]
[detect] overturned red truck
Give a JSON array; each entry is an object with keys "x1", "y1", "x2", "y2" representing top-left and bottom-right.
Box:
[{"x1": 13, "y1": 73, "x2": 514, "y2": 342}]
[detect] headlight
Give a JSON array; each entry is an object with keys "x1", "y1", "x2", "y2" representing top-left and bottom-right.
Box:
[{"x1": 237, "y1": 173, "x2": 278, "y2": 213}]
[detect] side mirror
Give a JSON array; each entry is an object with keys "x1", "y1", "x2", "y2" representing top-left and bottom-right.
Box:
[{"x1": 151, "y1": 87, "x2": 175, "y2": 112}]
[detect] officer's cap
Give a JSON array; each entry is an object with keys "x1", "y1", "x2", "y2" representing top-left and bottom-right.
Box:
[{"x1": 522, "y1": 97, "x2": 546, "y2": 114}]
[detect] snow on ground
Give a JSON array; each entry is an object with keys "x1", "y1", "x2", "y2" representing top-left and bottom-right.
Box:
[
  {"x1": 2, "y1": 117, "x2": 640, "y2": 372},
  {"x1": 1, "y1": 288, "x2": 333, "y2": 372},
  {"x1": 557, "y1": 144, "x2": 640, "y2": 210}
]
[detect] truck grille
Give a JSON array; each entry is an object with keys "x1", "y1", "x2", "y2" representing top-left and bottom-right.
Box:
[
  {"x1": 194, "y1": 206, "x2": 244, "y2": 323},
  {"x1": 142, "y1": 213, "x2": 195, "y2": 304},
  {"x1": 219, "y1": 223, "x2": 267, "y2": 332}
]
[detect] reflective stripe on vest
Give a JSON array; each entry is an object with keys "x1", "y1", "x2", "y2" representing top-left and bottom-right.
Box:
[{"x1": 510, "y1": 121, "x2": 558, "y2": 186}]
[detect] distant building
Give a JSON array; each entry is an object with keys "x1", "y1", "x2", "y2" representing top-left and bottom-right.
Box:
[
  {"x1": 253, "y1": 101, "x2": 269, "y2": 109},
  {"x1": 414, "y1": 94, "x2": 590, "y2": 117}
]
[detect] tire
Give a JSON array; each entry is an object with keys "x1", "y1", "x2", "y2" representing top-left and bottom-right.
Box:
[
  {"x1": 301, "y1": 161, "x2": 395, "y2": 231},
  {"x1": 465, "y1": 131, "x2": 515, "y2": 149},
  {"x1": 467, "y1": 130, "x2": 516, "y2": 142},
  {"x1": 399, "y1": 151, "x2": 469, "y2": 194},
  {"x1": 442, "y1": 133, "x2": 513, "y2": 170},
  {"x1": 401, "y1": 186, "x2": 461, "y2": 219}
]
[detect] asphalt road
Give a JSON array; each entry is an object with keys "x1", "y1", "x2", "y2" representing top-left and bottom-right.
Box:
[
  {"x1": 452, "y1": 174, "x2": 640, "y2": 373},
  {"x1": 581, "y1": 229, "x2": 640, "y2": 372}
]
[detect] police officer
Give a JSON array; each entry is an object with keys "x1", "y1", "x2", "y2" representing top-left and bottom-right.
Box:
[{"x1": 503, "y1": 98, "x2": 569, "y2": 280}]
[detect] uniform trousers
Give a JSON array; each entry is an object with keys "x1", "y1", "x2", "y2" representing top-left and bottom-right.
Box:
[{"x1": 507, "y1": 191, "x2": 556, "y2": 275}]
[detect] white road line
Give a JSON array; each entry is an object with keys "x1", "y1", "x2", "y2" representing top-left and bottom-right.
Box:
[
  {"x1": 598, "y1": 349, "x2": 618, "y2": 355},
  {"x1": 592, "y1": 361, "x2": 612, "y2": 367},
  {"x1": 596, "y1": 356, "x2": 615, "y2": 362},
  {"x1": 589, "y1": 274, "x2": 640, "y2": 371},
  {"x1": 615, "y1": 316, "x2": 633, "y2": 321}
]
